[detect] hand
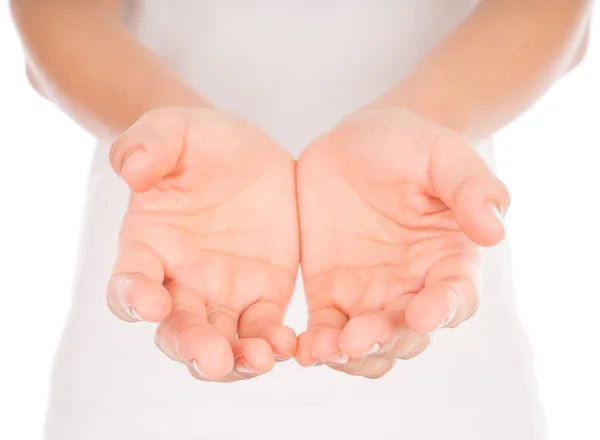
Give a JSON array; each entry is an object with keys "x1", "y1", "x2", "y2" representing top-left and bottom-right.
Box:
[
  {"x1": 295, "y1": 108, "x2": 509, "y2": 378},
  {"x1": 106, "y1": 107, "x2": 299, "y2": 382}
]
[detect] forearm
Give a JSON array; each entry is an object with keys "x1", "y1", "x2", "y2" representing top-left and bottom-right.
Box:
[
  {"x1": 371, "y1": 0, "x2": 593, "y2": 142},
  {"x1": 11, "y1": 0, "x2": 207, "y2": 142}
]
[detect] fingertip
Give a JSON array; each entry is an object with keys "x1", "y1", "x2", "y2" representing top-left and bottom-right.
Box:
[
  {"x1": 119, "y1": 145, "x2": 145, "y2": 173},
  {"x1": 120, "y1": 150, "x2": 159, "y2": 193},
  {"x1": 270, "y1": 325, "x2": 298, "y2": 360},
  {"x1": 457, "y1": 200, "x2": 506, "y2": 247},
  {"x1": 112, "y1": 271, "x2": 171, "y2": 323},
  {"x1": 405, "y1": 294, "x2": 455, "y2": 334},
  {"x1": 236, "y1": 338, "x2": 276, "y2": 374},
  {"x1": 294, "y1": 331, "x2": 318, "y2": 367},
  {"x1": 107, "y1": 272, "x2": 167, "y2": 323},
  {"x1": 110, "y1": 109, "x2": 187, "y2": 190},
  {"x1": 310, "y1": 327, "x2": 341, "y2": 360},
  {"x1": 340, "y1": 313, "x2": 399, "y2": 357},
  {"x1": 127, "y1": 285, "x2": 172, "y2": 323},
  {"x1": 483, "y1": 201, "x2": 507, "y2": 245},
  {"x1": 431, "y1": 141, "x2": 509, "y2": 247},
  {"x1": 178, "y1": 329, "x2": 234, "y2": 379},
  {"x1": 405, "y1": 307, "x2": 439, "y2": 334},
  {"x1": 338, "y1": 316, "x2": 375, "y2": 357}
]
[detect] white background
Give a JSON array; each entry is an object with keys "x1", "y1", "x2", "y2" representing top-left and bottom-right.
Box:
[{"x1": 0, "y1": 5, "x2": 598, "y2": 440}]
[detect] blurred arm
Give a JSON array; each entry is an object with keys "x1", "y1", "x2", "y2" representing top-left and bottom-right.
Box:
[
  {"x1": 10, "y1": 0, "x2": 208, "y2": 142},
  {"x1": 372, "y1": 0, "x2": 593, "y2": 142}
]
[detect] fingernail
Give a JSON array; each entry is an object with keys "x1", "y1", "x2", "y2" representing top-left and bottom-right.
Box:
[
  {"x1": 408, "y1": 343, "x2": 428, "y2": 359},
  {"x1": 437, "y1": 312, "x2": 456, "y2": 330},
  {"x1": 121, "y1": 147, "x2": 144, "y2": 174},
  {"x1": 324, "y1": 353, "x2": 349, "y2": 366},
  {"x1": 234, "y1": 362, "x2": 260, "y2": 375},
  {"x1": 488, "y1": 202, "x2": 505, "y2": 226},
  {"x1": 312, "y1": 360, "x2": 323, "y2": 367},
  {"x1": 129, "y1": 307, "x2": 143, "y2": 321},
  {"x1": 191, "y1": 359, "x2": 207, "y2": 377},
  {"x1": 274, "y1": 355, "x2": 287, "y2": 362},
  {"x1": 362, "y1": 342, "x2": 381, "y2": 357},
  {"x1": 438, "y1": 299, "x2": 458, "y2": 330},
  {"x1": 437, "y1": 316, "x2": 449, "y2": 330}
]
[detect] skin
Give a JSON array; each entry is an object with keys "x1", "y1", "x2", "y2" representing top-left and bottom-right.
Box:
[
  {"x1": 10, "y1": 0, "x2": 205, "y2": 140},
  {"x1": 11, "y1": 0, "x2": 592, "y2": 381},
  {"x1": 107, "y1": 108, "x2": 299, "y2": 381},
  {"x1": 12, "y1": 0, "x2": 299, "y2": 382},
  {"x1": 294, "y1": 0, "x2": 592, "y2": 378},
  {"x1": 295, "y1": 109, "x2": 508, "y2": 377}
]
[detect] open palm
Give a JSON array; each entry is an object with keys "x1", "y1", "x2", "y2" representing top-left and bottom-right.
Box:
[
  {"x1": 106, "y1": 108, "x2": 299, "y2": 382},
  {"x1": 296, "y1": 108, "x2": 509, "y2": 378}
]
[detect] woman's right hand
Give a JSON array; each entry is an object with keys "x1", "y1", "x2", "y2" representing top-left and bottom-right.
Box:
[{"x1": 106, "y1": 107, "x2": 299, "y2": 382}]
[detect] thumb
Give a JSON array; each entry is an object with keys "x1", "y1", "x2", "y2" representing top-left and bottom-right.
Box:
[
  {"x1": 109, "y1": 108, "x2": 188, "y2": 192},
  {"x1": 428, "y1": 135, "x2": 510, "y2": 247}
]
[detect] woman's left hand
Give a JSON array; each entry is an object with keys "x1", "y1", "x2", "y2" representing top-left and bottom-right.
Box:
[{"x1": 295, "y1": 108, "x2": 510, "y2": 378}]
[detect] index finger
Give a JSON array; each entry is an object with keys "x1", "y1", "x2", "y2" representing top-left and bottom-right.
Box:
[{"x1": 107, "y1": 240, "x2": 171, "y2": 323}]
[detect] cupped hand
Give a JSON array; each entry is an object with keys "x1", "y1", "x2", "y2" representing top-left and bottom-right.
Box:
[
  {"x1": 295, "y1": 108, "x2": 509, "y2": 378},
  {"x1": 106, "y1": 107, "x2": 299, "y2": 382}
]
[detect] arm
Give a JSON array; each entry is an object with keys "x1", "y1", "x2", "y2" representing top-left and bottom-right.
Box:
[
  {"x1": 371, "y1": 0, "x2": 593, "y2": 142},
  {"x1": 10, "y1": 0, "x2": 208, "y2": 142}
]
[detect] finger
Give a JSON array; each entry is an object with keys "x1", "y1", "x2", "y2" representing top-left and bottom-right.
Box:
[
  {"x1": 206, "y1": 306, "x2": 279, "y2": 379},
  {"x1": 155, "y1": 283, "x2": 234, "y2": 380},
  {"x1": 107, "y1": 241, "x2": 170, "y2": 322},
  {"x1": 187, "y1": 338, "x2": 275, "y2": 383},
  {"x1": 238, "y1": 300, "x2": 297, "y2": 361},
  {"x1": 305, "y1": 311, "x2": 396, "y2": 379},
  {"x1": 380, "y1": 329, "x2": 431, "y2": 361},
  {"x1": 109, "y1": 108, "x2": 188, "y2": 192},
  {"x1": 335, "y1": 328, "x2": 427, "y2": 378},
  {"x1": 338, "y1": 311, "x2": 403, "y2": 359},
  {"x1": 405, "y1": 252, "x2": 482, "y2": 333},
  {"x1": 295, "y1": 307, "x2": 347, "y2": 367},
  {"x1": 231, "y1": 338, "x2": 275, "y2": 376},
  {"x1": 335, "y1": 356, "x2": 396, "y2": 379},
  {"x1": 428, "y1": 134, "x2": 510, "y2": 246},
  {"x1": 311, "y1": 327, "x2": 348, "y2": 367},
  {"x1": 295, "y1": 332, "x2": 319, "y2": 367},
  {"x1": 207, "y1": 305, "x2": 240, "y2": 341}
]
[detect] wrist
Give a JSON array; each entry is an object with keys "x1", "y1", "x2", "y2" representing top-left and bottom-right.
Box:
[
  {"x1": 366, "y1": 74, "x2": 475, "y2": 140},
  {"x1": 147, "y1": 87, "x2": 212, "y2": 112}
]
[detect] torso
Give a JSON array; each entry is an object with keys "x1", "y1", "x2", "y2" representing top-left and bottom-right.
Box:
[
  {"x1": 124, "y1": 0, "x2": 479, "y2": 153},
  {"x1": 44, "y1": 2, "x2": 546, "y2": 439}
]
